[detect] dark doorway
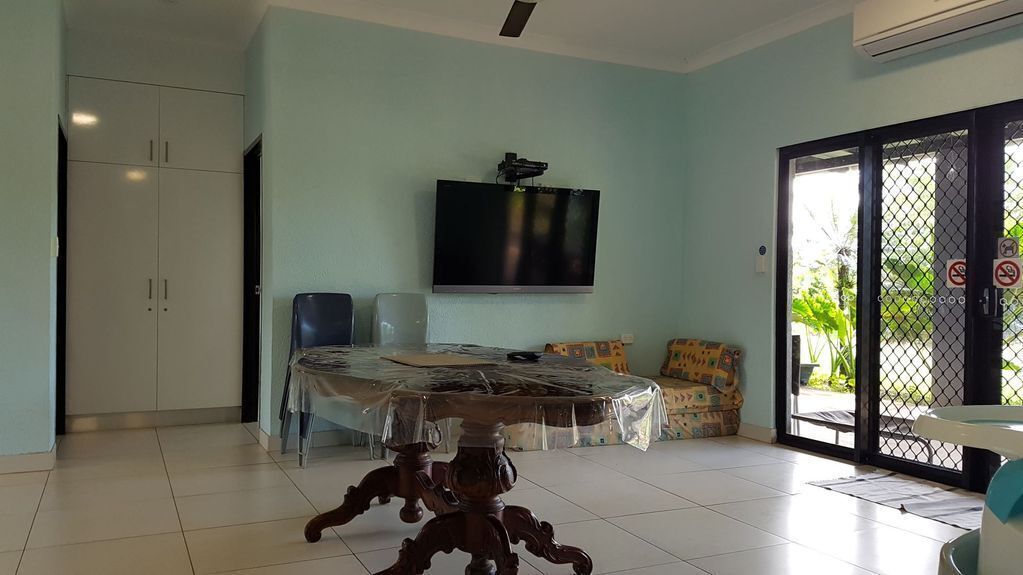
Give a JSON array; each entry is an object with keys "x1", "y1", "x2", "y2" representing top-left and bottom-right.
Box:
[
  {"x1": 242, "y1": 139, "x2": 262, "y2": 423},
  {"x1": 56, "y1": 123, "x2": 68, "y2": 436}
]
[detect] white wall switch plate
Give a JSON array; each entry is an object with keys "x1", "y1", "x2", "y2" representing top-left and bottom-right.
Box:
[{"x1": 621, "y1": 333, "x2": 635, "y2": 344}]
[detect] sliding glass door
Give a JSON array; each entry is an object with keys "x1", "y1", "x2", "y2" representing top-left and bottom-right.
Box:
[{"x1": 778, "y1": 101, "x2": 1023, "y2": 489}]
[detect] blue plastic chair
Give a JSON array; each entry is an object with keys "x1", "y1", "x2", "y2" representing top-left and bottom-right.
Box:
[{"x1": 279, "y1": 293, "x2": 355, "y2": 460}]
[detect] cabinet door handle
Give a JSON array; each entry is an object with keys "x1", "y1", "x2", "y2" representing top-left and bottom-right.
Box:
[
  {"x1": 164, "y1": 279, "x2": 168, "y2": 300},
  {"x1": 148, "y1": 278, "x2": 153, "y2": 300},
  {"x1": 164, "y1": 141, "x2": 169, "y2": 163},
  {"x1": 149, "y1": 140, "x2": 154, "y2": 162}
]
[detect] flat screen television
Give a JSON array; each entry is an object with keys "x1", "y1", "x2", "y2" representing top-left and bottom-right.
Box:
[{"x1": 433, "y1": 180, "x2": 600, "y2": 293}]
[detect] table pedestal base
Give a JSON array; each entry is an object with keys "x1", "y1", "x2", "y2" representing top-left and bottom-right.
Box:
[
  {"x1": 374, "y1": 423, "x2": 593, "y2": 575},
  {"x1": 304, "y1": 442, "x2": 457, "y2": 542}
]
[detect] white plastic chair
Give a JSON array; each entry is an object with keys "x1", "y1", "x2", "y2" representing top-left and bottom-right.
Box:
[{"x1": 372, "y1": 293, "x2": 428, "y2": 345}]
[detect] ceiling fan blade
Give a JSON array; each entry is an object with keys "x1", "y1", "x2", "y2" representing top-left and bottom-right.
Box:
[{"x1": 500, "y1": 0, "x2": 537, "y2": 38}]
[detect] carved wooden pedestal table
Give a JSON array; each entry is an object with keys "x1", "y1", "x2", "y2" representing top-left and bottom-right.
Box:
[{"x1": 288, "y1": 344, "x2": 665, "y2": 575}]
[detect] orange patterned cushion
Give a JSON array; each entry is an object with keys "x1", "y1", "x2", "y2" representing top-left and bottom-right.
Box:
[
  {"x1": 544, "y1": 340, "x2": 630, "y2": 374},
  {"x1": 660, "y1": 338, "x2": 741, "y2": 393}
]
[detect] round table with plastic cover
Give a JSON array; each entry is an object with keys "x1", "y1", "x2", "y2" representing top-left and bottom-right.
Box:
[{"x1": 287, "y1": 344, "x2": 665, "y2": 575}]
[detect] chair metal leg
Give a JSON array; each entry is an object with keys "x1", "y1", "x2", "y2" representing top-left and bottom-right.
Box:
[
  {"x1": 298, "y1": 412, "x2": 314, "y2": 468},
  {"x1": 366, "y1": 433, "x2": 378, "y2": 461},
  {"x1": 280, "y1": 410, "x2": 293, "y2": 454}
]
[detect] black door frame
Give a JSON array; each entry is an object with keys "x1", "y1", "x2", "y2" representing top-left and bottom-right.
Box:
[
  {"x1": 242, "y1": 138, "x2": 262, "y2": 423},
  {"x1": 776, "y1": 98, "x2": 1023, "y2": 490},
  {"x1": 775, "y1": 132, "x2": 866, "y2": 463},
  {"x1": 56, "y1": 123, "x2": 68, "y2": 436}
]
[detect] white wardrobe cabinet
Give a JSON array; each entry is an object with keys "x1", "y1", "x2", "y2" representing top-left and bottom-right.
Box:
[
  {"x1": 157, "y1": 169, "x2": 243, "y2": 410},
  {"x1": 160, "y1": 87, "x2": 243, "y2": 173},
  {"x1": 67, "y1": 77, "x2": 243, "y2": 419},
  {"x1": 68, "y1": 76, "x2": 159, "y2": 167},
  {"x1": 67, "y1": 162, "x2": 159, "y2": 415}
]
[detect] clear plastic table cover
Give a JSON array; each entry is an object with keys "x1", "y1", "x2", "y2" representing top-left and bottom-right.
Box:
[{"x1": 287, "y1": 344, "x2": 666, "y2": 450}]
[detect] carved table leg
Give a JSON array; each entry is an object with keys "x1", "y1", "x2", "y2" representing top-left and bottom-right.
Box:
[
  {"x1": 373, "y1": 421, "x2": 593, "y2": 575},
  {"x1": 304, "y1": 442, "x2": 456, "y2": 543},
  {"x1": 503, "y1": 506, "x2": 593, "y2": 575}
]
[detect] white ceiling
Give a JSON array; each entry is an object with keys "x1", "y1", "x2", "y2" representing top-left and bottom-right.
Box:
[{"x1": 63, "y1": 0, "x2": 859, "y2": 73}]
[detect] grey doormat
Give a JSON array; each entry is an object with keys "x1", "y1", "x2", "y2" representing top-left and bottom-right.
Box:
[{"x1": 810, "y1": 471, "x2": 984, "y2": 530}]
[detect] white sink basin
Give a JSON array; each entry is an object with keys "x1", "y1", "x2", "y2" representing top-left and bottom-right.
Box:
[{"x1": 913, "y1": 406, "x2": 1023, "y2": 460}]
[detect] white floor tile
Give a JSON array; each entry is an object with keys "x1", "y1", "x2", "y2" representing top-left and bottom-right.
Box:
[
  {"x1": 545, "y1": 476, "x2": 696, "y2": 518},
  {"x1": 176, "y1": 484, "x2": 316, "y2": 530},
  {"x1": 721, "y1": 460, "x2": 865, "y2": 495},
  {"x1": 157, "y1": 423, "x2": 257, "y2": 452},
  {"x1": 689, "y1": 543, "x2": 875, "y2": 575},
  {"x1": 605, "y1": 564, "x2": 708, "y2": 575},
  {"x1": 522, "y1": 519, "x2": 679, "y2": 574},
  {"x1": 0, "y1": 512, "x2": 36, "y2": 552},
  {"x1": 217, "y1": 555, "x2": 369, "y2": 575},
  {"x1": 0, "y1": 472, "x2": 47, "y2": 487},
  {"x1": 514, "y1": 456, "x2": 629, "y2": 487},
  {"x1": 27, "y1": 497, "x2": 180, "y2": 548},
  {"x1": 162, "y1": 443, "x2": 274, "y2": 472},
  {"x1": 502, "y1": 488, "x2": 598, "y2": 524},
  {"x1": 709, "y1": 495, "x2": 880, "y2": 544},
  {"x1": 17, "y1": 532, "x2": 192, "y2": 575},
  {"x1": 799, "y1": 524, "x2": 943, "y2": 575},
  {"x1": 358, "y1": 547, "x2": 543, "y2": 575},
  {"x1": 0, "y1": 482, "x2": 45, "y2": 515},
  {"x1": 654, "y1": 441, "x2": 784, "y2": 470},
  {"x1": 38, "y1": 472, "x2": 171, "y2": 511},
  {"x1": 169, "y1": 462, "x2": 293, "y2": 497},
  {"x1": 647, "y1": 470, "x2": 787, "y2": 505},
  {"x1": 610, "y1": 508, "x2": 786, "y2": 560},
  {"x1": 48, "y1": 454, "x2": 166, "y2": 482},
  {"x1": 184, "y1": 517, "x2": 352, "y2": 575},
  {"x1": 577, "y1": 446, "x2": 710, "y2": 478},
  {"x1": 0, "y1": 550, "x2": 18, "y2": 575},
  {"x1": 57, "y1": 429, "x2": 161, "y2": 460}
]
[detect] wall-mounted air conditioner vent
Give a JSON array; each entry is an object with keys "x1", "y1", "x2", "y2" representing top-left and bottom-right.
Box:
[{"x1": 854, "y1": 0, "x2": 1023, "y2": 61}]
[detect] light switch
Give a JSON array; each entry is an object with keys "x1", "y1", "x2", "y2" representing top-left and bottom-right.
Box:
[
  {"x1": 621, "y1": 333, "x2": 635, "y2": 344},
  {"x1": 52, "y1": 236, "x2": 60, "y2": 259}
]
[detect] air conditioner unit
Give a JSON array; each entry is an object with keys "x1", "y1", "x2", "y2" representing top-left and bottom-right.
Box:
[{"x1": 853, "y1": 0, "x2": 1023, "y2": 61}]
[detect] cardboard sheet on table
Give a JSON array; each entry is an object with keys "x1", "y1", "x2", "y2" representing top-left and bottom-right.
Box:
[{"x1": 383, "y1": 353, "x2": 495, "y2": 368}]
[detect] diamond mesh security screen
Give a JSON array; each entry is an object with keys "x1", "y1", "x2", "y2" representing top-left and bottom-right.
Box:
[
  {"x1": 878, "y1": 131, "x2": 968, "y2": 471},
  {"x1": 1003, "y1": 122, "x2": 1023, "y2": 408}
]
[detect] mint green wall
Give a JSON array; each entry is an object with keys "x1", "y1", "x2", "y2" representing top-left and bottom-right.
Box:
[
  {"x1": 0, "y1": 0, "x2": 64, "y2": 455},
  {"x1": 682, "y1": 16, "x2": 1023, "y2": 429},
  {"x1": 252, "y1": 8, "x2": 687, "y2": 429}
]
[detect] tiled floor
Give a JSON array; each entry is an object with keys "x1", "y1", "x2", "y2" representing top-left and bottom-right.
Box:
[{"x1": 0, "y1": 425, "x2": 965, "y2": 574}]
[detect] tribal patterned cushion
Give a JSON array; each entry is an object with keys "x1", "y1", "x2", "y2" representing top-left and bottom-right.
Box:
[
  {"x1": 544, "y1": 340, "x2": 630, "y2": 375},
  {"x1": 660, "y1": 338, "x2": 742, "y2": 393}
]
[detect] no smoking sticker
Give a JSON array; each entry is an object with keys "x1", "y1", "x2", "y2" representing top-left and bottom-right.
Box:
[
  {"x1": 994, "y1": 258, "x2": 1023, "y2": 289},
  {"x1": 946, "y1": 259, "x2": 966, "y2": 289}
]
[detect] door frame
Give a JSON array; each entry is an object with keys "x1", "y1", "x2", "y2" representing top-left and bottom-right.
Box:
[
  {"x1": 775, "y1": 132, "x2": 866, "y2": 462},
  {"x1": 241, "y1": 138, "x2": 262, "y2": 423},
  {"x1": 56, "y1": 123, "x2": 68, "y2": 436}
]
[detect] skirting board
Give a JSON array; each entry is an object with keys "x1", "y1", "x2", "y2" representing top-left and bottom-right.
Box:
[
  {"x1": 0, "y1": 444, "x2": 56, "y2": 474},
  {"x1": 66, "y1": 406, "x2": 241, "y2": 433},
  {"x1": 738, "y1": 422, "x2": 777, "y2": 444}
]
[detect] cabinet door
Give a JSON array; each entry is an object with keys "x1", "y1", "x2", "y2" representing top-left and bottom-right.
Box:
[
  {"x1": 159, "y1": 87, "x2": 243, "y2": 173},
  {"x1": 157, "y1": 169, "x2": 243, "y2": 410},
  {"x1": 69, "y1": 77, "x2": 159, "y2": 166},
  {"x1": 67, "y1": 162, "x2": 159, "y2": 415}
]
